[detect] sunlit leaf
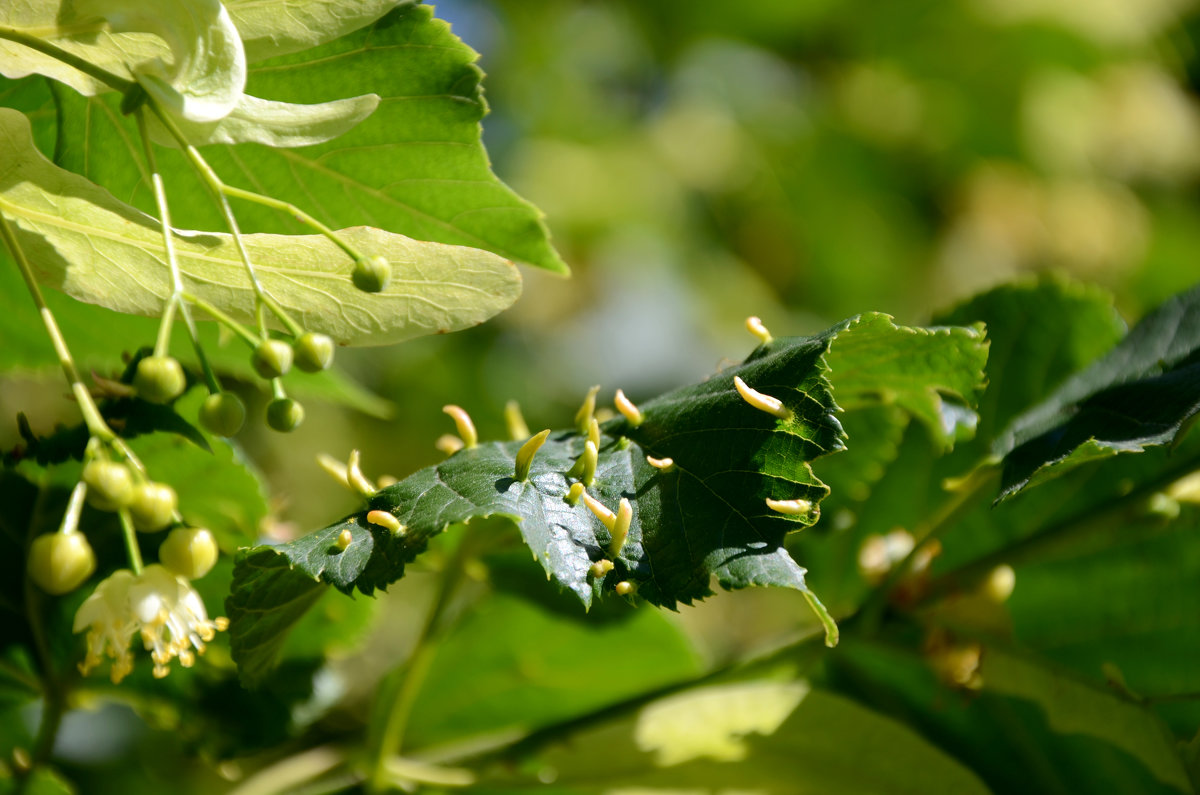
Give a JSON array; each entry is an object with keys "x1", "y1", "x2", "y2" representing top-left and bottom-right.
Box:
[
  {"x1": 0, "y1": 108, "x2": 521, "y2": 346},
  {"x1": 225, "y1": 0, "x2": 404, "y2": 63},
  {"x1": 49, "y1": 4, "x2": 568, "y2": 273}
]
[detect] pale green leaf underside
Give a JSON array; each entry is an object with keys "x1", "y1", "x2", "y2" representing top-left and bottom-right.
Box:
[
  {"x1": 225, "y1": 0, "x2": 405, "y2": 64},
  {"x1": 0, "y1": 108, "x2": 521, "y2": 346},
  {"x1": 227, "y1": 314, "x2": 987, "y2": 684}
]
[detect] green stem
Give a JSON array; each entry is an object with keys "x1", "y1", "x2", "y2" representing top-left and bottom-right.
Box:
[
  {"x1": 136, "y1": 110, "x2": 184, "y2": 359},
  {"x1": 0, "y1": 216, "x2": 114, "y2": 443},
  {"x1": 0, "y1": 26, "x2": 134, "y2": 93},
  {"x1": 116, "y1": 509, "x2": 144, "y2": 575},
  {"x1": 146, "y1": 102, "x2": 303, "y2": 338},
  {"x1": 181, "y1": 292, "x2": 261, "y2": 347},
  {"x1": 856, "y1": 463, "x2": 998, "y2": 633},
  {"x1": 367, "y1": 536, "x2": 476, "y2": 793},
  {"x1": 222, "y1": 184, "x2": 366, "y2": 262}
]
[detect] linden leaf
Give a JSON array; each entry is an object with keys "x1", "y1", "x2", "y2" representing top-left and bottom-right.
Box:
[
  {"x1": 0, "y1": 108, "x2": 521, "y2": 346},
  {"x1": 224, "y1": 0, "x2": 405, "y2": 63},
  {"x1": 228, "y1": 314, "x2": 987, "y2": 685},
  {"x1": 995, "y1": 281, "x2": 1200, "y2": 500}
]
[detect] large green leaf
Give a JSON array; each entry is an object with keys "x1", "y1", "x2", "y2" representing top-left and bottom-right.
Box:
[
  {"x1": 227, "y1": 313, "x2": 986, "y2": 684},
  {"x1": 0, "y1": 107, "x2": 522, "y2": 346},
  {"x1": 980, "y1": 646, "x2": 1192, "y2": 793},
  {"x1": 996, "y1": 282, "x2": 1200, "y2": 500},
  {"x1": 226, "y1": 0, "x2": 403, "y2": 63},
  {"x1": 472, "y1": 678, "x2": 991, "y2": 794},
  {"x1": 50, "y1": 4, "x2": 567, "y2": 274}
]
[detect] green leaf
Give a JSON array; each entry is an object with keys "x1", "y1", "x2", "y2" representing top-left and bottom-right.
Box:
[
  {"x1": 0, "y1": 2, "x2": 170, "y2": 95},
  {"x1": 50, "y1": 4, "x2": 567, "y2": 274},
  {"x1": 936, "y1": 276, "x2": 1126, "y2": 455},
  {"x1": 0, "y1": 107, "x2": 522, "y2": 346},
  {"x1": 996, "y1": 281, "x2": 1200, "y2": 500},
  {"x1": 228, "y1": 313, "x2": 987, "y2": 683},
  {"x1": 475, "y1": 678, "x2": 991, "y2": 794},
  {"x1": 225, "y1": 0, "x2": 404, "y2": 63},
  {"x1": 402, "y1": 593, "x2": 701, "y2": 751},
  {"x1": 980, "y1": 647, "x2": 1192, "y2": 793}
]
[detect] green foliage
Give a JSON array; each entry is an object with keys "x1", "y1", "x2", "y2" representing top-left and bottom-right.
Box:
[
  {"x1": 996, "y1": 282, "x2": 1200, "y2": 499},
  {"x1": 3, "y1": 1, "x2": 1200, "y2": 794},
  {"x1": 0, "y1": 108, "x2": 522, "y2": 347},
  {"x1": 227, "y1": 313, "x2": 986, "y2": 684}
]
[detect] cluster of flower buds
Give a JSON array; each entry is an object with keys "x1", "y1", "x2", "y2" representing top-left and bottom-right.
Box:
[{"x1": 26, "y1": 441, "x2": 226, "y2": 683}]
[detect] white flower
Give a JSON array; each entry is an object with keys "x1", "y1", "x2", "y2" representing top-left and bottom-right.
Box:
[{"x1": 73, "y1": 564, "x2": 228, "y2": 683}]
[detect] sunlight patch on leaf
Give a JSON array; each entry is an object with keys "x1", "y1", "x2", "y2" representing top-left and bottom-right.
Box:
[{"x1": 635, "y1": 681, "x2": 810, "y2": 766}]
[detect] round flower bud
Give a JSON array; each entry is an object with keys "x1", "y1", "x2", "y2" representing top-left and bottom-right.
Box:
[
  {"x1": 266, "y1": 398, "x2": 305, "y2": 432},
  {"x1": 199, "y1": 392, "x2": 246, "y2": 437},
  {"x1": 294, "y1": 333, "x2": 335, "y2": 373},
  {"x1": 352, "y1": 255, "x2": 391, "y2": 293},
  {"x1": 158, "y1": 527, "x2": 219, "y2": 580},
  {"x1": 82, "y1": 459, "x2": 135, "y2": 511},
  {"x1": 28, "y1": 532, "x2": 96, "y2": 595},
  {"x1": 251, "y1": 339, "x2": 294, "y2": 380},
  {"x1": 134, "y1": 356, "x2": 187, "y2": 404},
  {"x1": 129, "y1": 481, "x2": 178, "y2": 533}
]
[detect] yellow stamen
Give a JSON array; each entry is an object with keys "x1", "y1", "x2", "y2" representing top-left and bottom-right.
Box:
[
  {"x1": 765, "y1": 497, "x2": 812, "y2": 516},
  {"x1": 609, "y1": 498, "x2": 632, "y2": 557},
  {"x1": 505, "y1": 400, "x2": 530, "y2": 441},
  {"x1": 574, "y1": 385, "x2": 601, "y2": 434},
  {"x1": 614, "y1": 389, "x2": 644, "y2": 427},
  {"x1": 443, "y1": 405, "x2": 478, "y2": 448},
  {"x1": 581, "y1": 490, "x2": 616, "y2": 531},
  {"x1": 745, "y1": 316, "x2": 773, "y2": 345},
  {"x1": 733, "y1": 376, "x2": 791, "y2": 420},
  {"x1": 367, "y1": 510, "x2": 405, "y2": 535},
  {"x1": 515, "y1": 429, "x2": 552, "y2": 481}
]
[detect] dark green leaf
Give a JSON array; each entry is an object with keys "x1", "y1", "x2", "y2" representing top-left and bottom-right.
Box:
[
  {"x1": 936, "y1": 276, "x2": 1126, "y2": 455},
  {"x1": 228, "y1": 313, "x2": 986, "y2": 684},
  {"x1": 997, "y1": 282, "x2": 1200, "y2": 500}
]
